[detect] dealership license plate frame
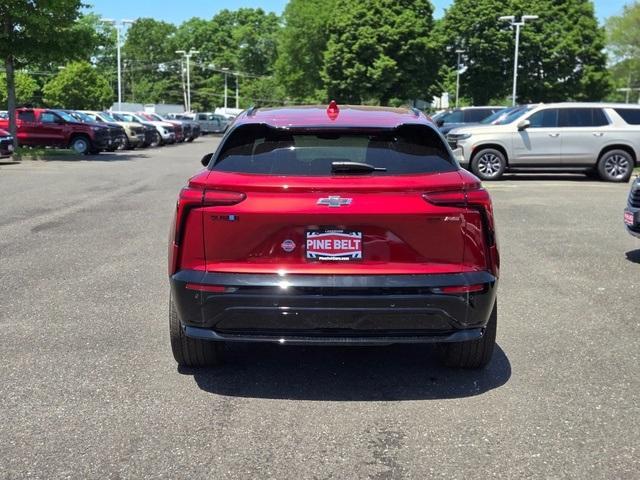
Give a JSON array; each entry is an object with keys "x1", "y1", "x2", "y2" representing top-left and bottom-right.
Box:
[
  {"x1": 306, "y1": 229, "x2": 363, "y2": 262},
  {"x1": 624, "y1": 210, "x2": 635, "y2": 226}
]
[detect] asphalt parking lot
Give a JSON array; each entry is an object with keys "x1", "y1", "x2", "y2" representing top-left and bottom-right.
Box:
[{"x1": 1, "y1": 137, "x2": 638, "y2": 479}]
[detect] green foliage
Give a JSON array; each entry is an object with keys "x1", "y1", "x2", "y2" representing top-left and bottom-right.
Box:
[
  {"x1": 437, "y1": 0, "x2": 610, "y2": 104},
  {"x1": 275, "y1": 0, "x2": 336, "y2": 102},
  {"x1": 42, "y1": 61, "x2": 112, "y2": 109},
  {"x1": 606, "y1": 2, "x2": 640, "y2": 101},
  {"x1": 0, "y1": 72, "x2": 39, "y2": 106},
  {"x1": 322, "y1": 0, "x2": 439, "y2": 105}
]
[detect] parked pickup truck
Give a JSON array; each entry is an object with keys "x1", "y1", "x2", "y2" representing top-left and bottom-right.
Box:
[{"x1": 0, "y1": 108, "x2": 113, "y2": 154}]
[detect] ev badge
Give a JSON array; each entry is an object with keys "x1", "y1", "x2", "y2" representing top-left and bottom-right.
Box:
[{"x1": 281, "y1": 239, "x2": 296, "y2": 253}]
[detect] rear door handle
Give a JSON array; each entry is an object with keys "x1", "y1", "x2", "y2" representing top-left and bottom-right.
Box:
[
  {"x1": 592, "y1": 132, "x2": 604, "y2": 137},
  {"x1": 548, "y1": 133, "x2": 560, "y2": 137}
]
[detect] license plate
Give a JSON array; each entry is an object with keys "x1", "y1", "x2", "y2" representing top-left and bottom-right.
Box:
[
  {"x1": 624, "y1": 210, "x2": 635, "y2": 226},
  {"x1": 7, "y1": 144, "x2": 13, "y2": 152},
  {"x1": 306, "y1": 230, "x2": 362, "y2": 261}
]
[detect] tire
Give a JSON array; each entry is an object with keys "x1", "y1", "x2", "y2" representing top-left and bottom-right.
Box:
[
  {"x1": 69, "y1": 136, "x2": 90, "y2": 155},
  {"x1": 150, "y1": 132, "x2": 161, "y2": 148},
  {"x1": 440, "y1": 302, "x2": 497, "y2": 369},
  {"x1": 169, "y1": 297, "x2": 222, "y2": 367},
  {"x1": 471, "y1": 148, "x2": 507, "y2": 180},
  {"x1": 597, "y1": 149, "x2": 634, "y2": 182}
]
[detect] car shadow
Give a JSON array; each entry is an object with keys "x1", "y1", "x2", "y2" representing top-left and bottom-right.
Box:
[
  {"x1": 499, "y1": 173, "x2": 599, "y2": 182},
  {"x1": 180, "y1": 343, "x2": 511, "y2": 401},
  {"x1": 42, "y1": 151, "x2": 151, "y2": 162},
  {"x1": 625, "y1": 249, "x2": 640, "y2": 264}
]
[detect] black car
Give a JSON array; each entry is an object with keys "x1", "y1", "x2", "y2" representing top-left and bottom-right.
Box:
[
  {"x1": 0, "y1": 128, "x2": 14, "y2": 157},
  {"x1": 64, "y1": 111, "x2": 126, "y2": 151},
  {"x1": 433, "y1": 106, "x2": 506, "y2": 135},
  {"x1": 625, "y1": 176, "x2": 640, "y2": 238}
]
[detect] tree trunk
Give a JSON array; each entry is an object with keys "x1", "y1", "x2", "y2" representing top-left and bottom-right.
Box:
[
  {"x1": 5, "y1": 55, "x2": 17, "y2": 149},
  {"x1": 3, "y1": 12, "x2": 17, "y2": 150}
]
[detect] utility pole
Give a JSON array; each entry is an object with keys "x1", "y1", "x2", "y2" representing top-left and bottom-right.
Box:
[
  {"x1": 175, "y1": 49, "x2": 199, "y2": 112},
  {"x1": 455, "y1": 49, "x2": 466, "y2": 108},
  {"x1": 235, "y1": 74, "x2": 239, "y2": 109},
  {"x1": 499, "y1": 15, "x2": 538, "y2": 106},
  {"x1": 104, "y1": 19, "x2": 134, "y2": 110},
  {"x1": 222, "y1": 67, "x2": 229, "y2": 110}
]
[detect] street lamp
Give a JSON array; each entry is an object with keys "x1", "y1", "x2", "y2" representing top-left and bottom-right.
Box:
[
  {"x1": 455, "y1": 49, "x2": 466, "y2": 108},
  {"x1": 221, "y1": 67, "x2": 229, "y2": 110},
  {"x1": 499, "y1": 15, "x2": 538, "y2": 106},
  {"x1": 175, "y1": 49, "x2": 199, "y2": 112},
  {"x1": 103, "y1": 19, "x2": 134, "y2": 111}
]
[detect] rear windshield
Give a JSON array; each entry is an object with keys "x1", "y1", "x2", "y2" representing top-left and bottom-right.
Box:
[{"x1": 211, "y1": 125, "x2": 456, "y2": 176}]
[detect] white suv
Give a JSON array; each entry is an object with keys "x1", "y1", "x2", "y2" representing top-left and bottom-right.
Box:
[{"x1": 447, "y1": 103, "x2": 640, "y2": 182}]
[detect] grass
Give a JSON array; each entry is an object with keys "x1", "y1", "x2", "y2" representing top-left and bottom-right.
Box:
[{"x1": 12, "y1": 146, "x2": 81, "y2": 161}]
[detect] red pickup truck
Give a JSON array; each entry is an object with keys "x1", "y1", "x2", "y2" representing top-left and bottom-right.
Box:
[{"x1": 0, "y1": 108, "x2": 113, "y2": 154}]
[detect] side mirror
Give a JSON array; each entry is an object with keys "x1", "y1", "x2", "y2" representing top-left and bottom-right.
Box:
[
  {"x1": 517, "y1": 119, "x2": 530, "y2": 131},
  {"x1": 55, "y1": 118, "x2": 66, "y2": 124},
  {"x1": 436, "y1": 118, "x2": 445, "y2": 127},
  {"x1": 201, "y1": 153, "x2": 213, "y2": 167}
]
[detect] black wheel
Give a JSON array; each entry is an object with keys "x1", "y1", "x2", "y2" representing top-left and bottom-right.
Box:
[
  {"x1": 169, "y1": 297, "x2": 222, "y2": 367},
  {"x1": 597, "y1": 149, "x2": 633, "y2": 182},
  {"x1": 440, "y1": 302, "x2": 497, "y2": 369},
  {"x1": 69, "y1": 136, "x2": 90, "y2": 155},
  {"x1": 116, "y1": 135, "x2": 128, "y2": 151},
  {"x1": 471, "y1": 148, "x2": 507, "y2": 180},
  {"x1": 187, "y1": 136, "x2": 195, "y2": 143},
  {"x1": 150, "y1": 132, "x2": 161, "y2": 148}
]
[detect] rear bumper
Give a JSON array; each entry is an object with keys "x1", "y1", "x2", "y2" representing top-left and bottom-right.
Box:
[
  {"x1": 625, "y1": 206, "x2": 640, "y2": 238},
  {"x1": 170, "y1": 270, "x2": 497, "y2": 345}
]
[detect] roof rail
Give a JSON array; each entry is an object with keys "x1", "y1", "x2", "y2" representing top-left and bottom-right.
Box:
[{"x1": 246, "y1": 105, "x2": 258, "y2": 116}]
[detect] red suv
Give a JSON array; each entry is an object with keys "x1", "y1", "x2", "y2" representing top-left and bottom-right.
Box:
[{"x1": 169, "y1": 103, "x2": 499, "y2": 369}]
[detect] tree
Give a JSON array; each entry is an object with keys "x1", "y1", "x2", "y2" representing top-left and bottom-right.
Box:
[
  {"x1": 42, "y1": 61, "x2": 112, "y2": 109},
  {"x1": 122, "y1": 18, "x2": 179, "y2": 104},
  {"x1": 321, "y1": 0, "x2": 440, "y2": 105},
  {"x1": 437, "y1": 0, "x2": 610, "y2": 104},
  {"x1": 275, "y1": 0, "x2": 336, "y2": 102},
  {"x1": 0, "y1": 72, "x2": 39, "y2": 106},
  {"x1": 606, "y1": 2, "x2": 640, "y2": 102},
  {"x1": 0, "y1": 0, "x2": 86, "y2": 146}
]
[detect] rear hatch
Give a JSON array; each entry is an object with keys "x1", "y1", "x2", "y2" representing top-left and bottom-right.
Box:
[{"x1": 189, "y1": 124, "x2": 492, "y2": 275}]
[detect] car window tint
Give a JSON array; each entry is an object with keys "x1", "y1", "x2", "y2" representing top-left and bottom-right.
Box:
[
  {"x1": 443, "y1": 110, "x2": 464, "y2": 123},
  {"x1": 614, "y1": 108, "x2": 640, "y2": 125},
  {"x1": 464, "y1": 109, "x2": 492, "y2": 122},
  {"x1": 212, "y1": 125, "x2": 456, "y2": 176},
  {"x1": 18, "y1": 111, "x2": 36, "y2": 122},
  {"x1": 40, "y1": 112, "x2": 58, "y2": 123},
  {"x1": 559, "y1": 108, "x2": 609, "y2": 127},
  {"x1": 528, "y1": 109, "x2": 559, "y2": 128}
]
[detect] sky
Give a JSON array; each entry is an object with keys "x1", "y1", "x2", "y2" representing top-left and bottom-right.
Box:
[{"x1": 84, "y1": 0, "x2": 628, "y2": 25}]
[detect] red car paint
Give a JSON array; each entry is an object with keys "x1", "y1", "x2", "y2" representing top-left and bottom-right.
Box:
[
  {"x1": 0, "y1": 108, "x2": 110, "y2": 151},
  {"x1": 169, "y1": 105, "x2": 499, "y2": 278}
]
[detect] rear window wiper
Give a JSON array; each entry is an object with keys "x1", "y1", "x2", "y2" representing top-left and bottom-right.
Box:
[{"x1": 331, "y1": 161, "x2": 387, "y2": 174}]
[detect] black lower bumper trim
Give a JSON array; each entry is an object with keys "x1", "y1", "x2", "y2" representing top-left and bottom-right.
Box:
[{"x1": 184, "y1": 325, "x2": 484, "y2": 345}]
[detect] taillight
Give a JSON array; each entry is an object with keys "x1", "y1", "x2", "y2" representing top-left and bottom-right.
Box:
[
  {"x1": 436, "y1": 284, "x2": 485, "y2": 294},
  {"x1": 423, "y1": 186, "x2": 499, "y2": 276},
  {"x1": 203, "y1": 190, "x2": 246, "y2": 206},
  {"x1": 168, "y1": 187, "x2": 246, "y2": 275}
]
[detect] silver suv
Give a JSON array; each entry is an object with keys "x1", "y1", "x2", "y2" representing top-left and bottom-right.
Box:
[{"x1": 447, "y1": 103, "x2": 640, "y2": 182}]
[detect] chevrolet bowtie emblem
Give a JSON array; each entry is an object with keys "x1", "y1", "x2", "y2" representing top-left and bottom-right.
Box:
[{"x1": 317, "y1": 196, "x2": 352, "y2": 207}]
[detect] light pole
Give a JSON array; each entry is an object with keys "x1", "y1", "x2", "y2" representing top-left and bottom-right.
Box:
[
  {"x1": 235, "y1": 73, "x2": 239, "y2": 109},
  {"x1": 455, "y1": 49, "x2": 466, "y2": 108},
  {"x1": 176, "y1": 49, "x2": 199, "y2": 112},
  {"x1": 104, "y1": 19, "x2": 134, "y2": 111},
  {"x1": 499, "y1": 15, "x2": 538, "y2": 106},
  {"x1": 222, "y1": 67, "x2": 229, "y2": 110}
]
